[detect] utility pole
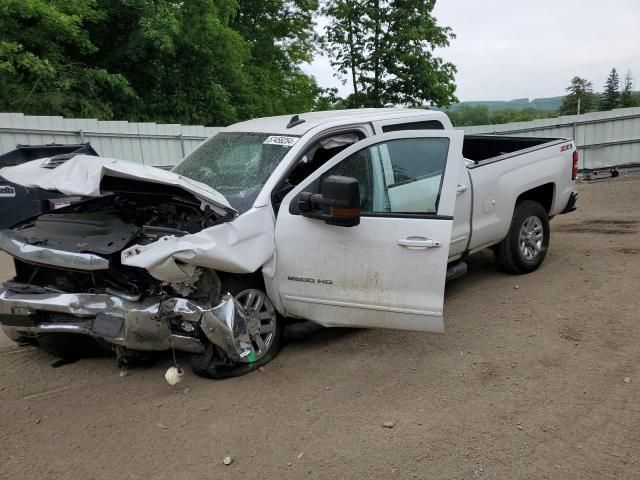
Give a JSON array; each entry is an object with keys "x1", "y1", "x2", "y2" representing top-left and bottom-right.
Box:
[{"x1": 577, "y1": 96, "x2": 581, "y2": 116}]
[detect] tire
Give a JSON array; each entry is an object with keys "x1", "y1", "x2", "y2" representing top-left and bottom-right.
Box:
[
  {"x1": 190, "y1": 274, "x2": 285, "y2": 379},
  {"x1": 494, "y1": 200, "x2": 550, "y2": 274}
]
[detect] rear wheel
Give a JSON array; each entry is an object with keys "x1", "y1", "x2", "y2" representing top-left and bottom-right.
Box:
[
  {"x1": 494, "y1": 200, "x2": 550, "y2": 274},
  {"x1": 190, "y1": 276, "x2": 285, "y2": 379}
]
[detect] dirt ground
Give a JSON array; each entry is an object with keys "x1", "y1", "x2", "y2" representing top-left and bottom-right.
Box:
[{"x1": 1, "y1": 176, "x2": 639, "y2": 480}]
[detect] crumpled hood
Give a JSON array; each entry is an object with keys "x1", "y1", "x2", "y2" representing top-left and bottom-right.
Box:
[{"x1": 0, "y1": 155, "x2": 234, "y2": 213}]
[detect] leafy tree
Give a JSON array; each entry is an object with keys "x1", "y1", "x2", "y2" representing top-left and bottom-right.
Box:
[
  {"x1": 600, "y1": 68, "x2": 620, "y2": 111},
  {"x1": 1, "y1": 0, "x2": 323, "y2": 125},
  {"x1": 323, "y1": 0, "x2": 366, "y2": 97},
  {"x1": 324, "y1": 0, "x2": 458, "y2": 108},
  {"x1": 620, "y1": 70, "x2": 638, "y2": 108},
  {"x1": 0, "y1": 0, "x2": 134, "y2": 118},
  {"x1": 446, "y1": 105, "x2": 491, "y2": 127},
  {"x1": 447, "y1": 105, "x2": 559, "y2": 127},
  {"x1": 313, "y1": 87, "x2": 346, "y2": 110},
  {"x1": 559, "y1": 76, "x2": 596, "y2": 115},
  {"x1": 230, "y1": 0, "x2": 321, "y2": 118},
  {"x1": 87, "y1": 0, "x2": 254, "y2": 125},
  {"x1": 490, "y1": 108, "x2": 558, "y2": 125},
  {"x1": 95, "y1": 0, "x2": 322, "y2": 124}
]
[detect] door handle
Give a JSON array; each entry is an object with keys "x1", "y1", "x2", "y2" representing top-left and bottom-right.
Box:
[
  {"x1": 397, "y1": 237, "x2": 442, "y2": 249},
  {"x1": 456, "y1": 184, "x2": 468, "y2": 195}
]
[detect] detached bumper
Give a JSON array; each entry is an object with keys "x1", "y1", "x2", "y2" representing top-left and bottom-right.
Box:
[
  {"x1": 561, "y1": 191, "x2": 579, "y2": 214},
  {"x1": 0, "y1": 287, "x2": 255, "y2": 362}
]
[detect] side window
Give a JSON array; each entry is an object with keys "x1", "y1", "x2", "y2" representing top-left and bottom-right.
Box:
[
  {"x1": 322, "y1": 137, "x2": 450, "y2": 215},
  {"x1": 287, "y1": 132, "x2": 364, "y2": 186},
  {"x1": 321, "y1": 148, "x2": 375, "y2": 212},
  {"x1": 273, "y1": 131, "x2": 364, "y2": 212}
]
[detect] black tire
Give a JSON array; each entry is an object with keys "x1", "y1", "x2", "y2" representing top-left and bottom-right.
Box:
[
  {"x1": 37, "y1": 333, "x2": 102, "y2": 360},
  {"x1": 494, "y1": 200, "x2": 550, "y2": 274},
  {"x1": 190, "y1": 274, "x2": 285, "y2": 379}
]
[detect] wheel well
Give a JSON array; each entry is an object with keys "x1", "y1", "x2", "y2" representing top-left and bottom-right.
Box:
[
  {"x1": 516, "y1": 183, "x2": 554, "y2": 213},
  {"x1": 217, "y1": 270, "x2": 265, "y2": 292}
]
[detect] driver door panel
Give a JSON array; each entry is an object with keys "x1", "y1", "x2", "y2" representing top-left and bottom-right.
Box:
[{"x1": 274, "y1": 131, "x2": 463, "y2": 332}]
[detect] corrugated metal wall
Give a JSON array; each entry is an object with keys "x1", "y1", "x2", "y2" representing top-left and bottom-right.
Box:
[
  {"x1": 0, "y1": 113, "x2": 222, "y2": 167},
  {"x1": 463, "y1": 107, "x2": 640, "y2": 170}
]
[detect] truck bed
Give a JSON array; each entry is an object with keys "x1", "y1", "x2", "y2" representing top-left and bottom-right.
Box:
[
  {"x1": 449, "y1": 133, "x2": 576, "y2": 261},
  {"x1": 463, "y1": 135, "x2": 566, "y2": 164}
]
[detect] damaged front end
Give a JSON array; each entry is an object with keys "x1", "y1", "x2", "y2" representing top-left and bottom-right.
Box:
[
  {"x1": 0, "y1": 156, "x2": 274, "y2": 367},
  {"x1": 0, "y1": 288, "x2": 257, "y2": 363}
]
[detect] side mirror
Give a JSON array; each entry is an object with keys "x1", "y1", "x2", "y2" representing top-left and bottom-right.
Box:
[{"x1": 297, "y1": 175, "x2": 360, "y2": 227}]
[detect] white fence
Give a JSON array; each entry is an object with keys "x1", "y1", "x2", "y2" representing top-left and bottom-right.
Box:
[
  {"x1": 464, "y1": 107, "x2": 640, "y2": 170},
  {"x1": 0, "y1": 113, "x2": 222, "y2": 167}
]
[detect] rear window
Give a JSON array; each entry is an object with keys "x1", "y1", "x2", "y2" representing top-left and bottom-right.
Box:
[
  {"x1": 387, "y1": 137, "x2": 449, "y2": 185},
  {"x1": 382, "y1": 121, "x2": 444, "y2": 133}
]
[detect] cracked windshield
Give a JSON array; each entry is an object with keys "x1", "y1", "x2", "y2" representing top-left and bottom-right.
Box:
[{"x1": 173, "y1": 132, "x2": 297, "y2": 212}]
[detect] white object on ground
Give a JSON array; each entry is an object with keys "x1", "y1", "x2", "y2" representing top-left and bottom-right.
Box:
[{"x1": 165, "y1": 366, "x2": 184, "y2": 385}]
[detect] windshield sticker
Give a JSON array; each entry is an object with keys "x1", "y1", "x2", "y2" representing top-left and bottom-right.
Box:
[{"x1": 263, "y1": 135, "x2": 298, "y2": 147}]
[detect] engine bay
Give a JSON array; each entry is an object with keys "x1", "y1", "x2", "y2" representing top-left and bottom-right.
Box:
[{"x1": 9, "y1": 191, "x2": 230, "y2": 298}]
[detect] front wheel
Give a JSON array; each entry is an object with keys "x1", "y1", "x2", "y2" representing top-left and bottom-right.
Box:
[
  {"x1": 191, "y1": 277, "x2": 284, "y2": 379},
  {"x1": 494, "y1": 200, "x2": 550, "y2": 274}
]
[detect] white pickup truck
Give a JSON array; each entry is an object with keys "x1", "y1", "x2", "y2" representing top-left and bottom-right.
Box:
[{"x1": 0, "y1": 108, "x2": 578, "y2": 378}]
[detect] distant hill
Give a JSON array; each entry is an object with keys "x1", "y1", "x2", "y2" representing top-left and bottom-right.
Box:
[{"x1": 447, "y1": 96, "x2": 564, "y2": 112}]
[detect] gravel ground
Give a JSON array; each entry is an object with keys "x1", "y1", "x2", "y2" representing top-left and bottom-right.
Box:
[{"x1": 0, "y1": 175, "x2": 638, "y2": 480}]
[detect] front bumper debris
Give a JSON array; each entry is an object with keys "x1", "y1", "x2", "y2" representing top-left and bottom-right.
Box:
[{"x1": 0, "y1": 286, "x2": 255, "y2": 362}]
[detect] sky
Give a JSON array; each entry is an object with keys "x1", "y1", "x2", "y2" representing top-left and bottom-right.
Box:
[{"x1": 302, "y1": 0, "x2": 640, "y2": 102}]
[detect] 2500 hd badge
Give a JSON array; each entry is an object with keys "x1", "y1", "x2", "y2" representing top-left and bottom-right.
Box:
[{"x1": 288, "y1": 276, "x2": 334, "y2": 285}]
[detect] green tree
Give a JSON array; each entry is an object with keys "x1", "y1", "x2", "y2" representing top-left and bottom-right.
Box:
[
  {"x1": 87, "y1": 0, "x2": 252, "y2": 125},
  {"x1": 559, "y1": 76, "x2": 596, "y2": 115},
  {"x1": 0, "y1": 0, "x2": 134, "y2": 118},
  {"x1": 1, "y1": 0, "x2": 323, "y2": 125},
  {"x1": 446, "y1": 106, "x2": 559, "y2": 127},
  {"x1": 324, "y1": 0, "x2": 457, "y2": 108},
  {"x1": 313, "y1": 87, "x2": 346, "y2": 110},
  {"x1": 620, "y1": 70, "x2": 638, "y2": 108},
  {"x1": 230, "y1": 0, "x2": 321, "y2": 118},
  {"x1": 89, "y1": 0, "x2": 322, "y2": 125},
  {"x1": 323, "y1": 0, "x2": 366, "y2": 97},
  {"x1": 490, "y1": 108, "x2": 558, "y2": 125},
  {"x1": 446, "y1": 105, "x2": 491, "y2": 127},
  {"x1": 600, "y1": 68, "x2": 620, "y2": 111}
]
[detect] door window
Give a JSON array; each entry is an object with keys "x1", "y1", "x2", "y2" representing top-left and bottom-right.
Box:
[
  {"x1": 321, "y1": 137, "x2": 450, "y2": 215},
  {"x1": 273, "y1": 131, "x2": 364, "y2": 213}
]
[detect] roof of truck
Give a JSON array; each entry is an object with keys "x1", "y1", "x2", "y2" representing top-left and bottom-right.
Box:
[{"x1": 224, "y1": 108, "x2": 450, "y2": 135}]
